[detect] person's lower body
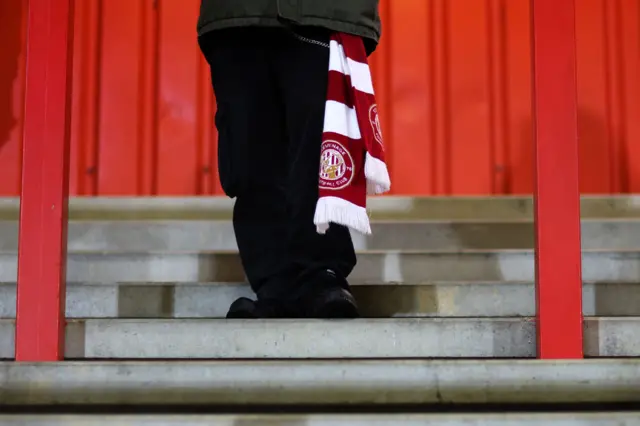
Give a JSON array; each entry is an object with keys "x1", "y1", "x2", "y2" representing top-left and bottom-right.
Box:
[{"x1": 199, "y1": 27, "x2": 359, "y2": 318}]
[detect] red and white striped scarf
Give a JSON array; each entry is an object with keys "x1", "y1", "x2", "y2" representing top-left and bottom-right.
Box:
[{"x1": 314, "y1": 33, "x2": 391, "y2": 235}]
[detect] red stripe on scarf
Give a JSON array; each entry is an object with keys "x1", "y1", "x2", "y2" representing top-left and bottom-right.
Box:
[{"x1": 326, "y1": 71, "x2": 354, "y2": 108}]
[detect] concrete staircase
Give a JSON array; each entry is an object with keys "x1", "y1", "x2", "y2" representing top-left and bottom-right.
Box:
[
  {"x1": 2, "y1": 196, "x2": 640, "y2": 424},
  {"x1": 1, "y1": 414, "x2": 640, "y2": 425}
]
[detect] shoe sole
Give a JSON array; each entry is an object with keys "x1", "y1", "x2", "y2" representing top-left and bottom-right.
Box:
[{"x1": 226, "y1": 312, "x2": 259, "y2": 319}]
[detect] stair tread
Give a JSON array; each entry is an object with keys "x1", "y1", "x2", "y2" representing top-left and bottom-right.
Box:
[
  {"x1": 1, "y1": 196, "x2": 640, "y2": 221},
  {"x1": 0, "y1": 195, "x2": 640, "y2": 215},
  {"x1": 1, "y1": 317, "x2": 637, "y2": 359},
  {"x1": 2, "y1": 414, "x2": 640, "y2": 425},
  {"x1": 2, "y1": 249, "x2": 640, "y2": 254},
  {"x1": 3, "y1": 219, "x2": 640, "y2": 251},
  {"x1": 2, "y1": 359, "x2": 640, "y2": 406},
  {"x1": 4, "y1": 281, "x2": 640, "y2": 319},
  {"x1": 0, "y1": 250, "x2": 637, "y2": 283}
]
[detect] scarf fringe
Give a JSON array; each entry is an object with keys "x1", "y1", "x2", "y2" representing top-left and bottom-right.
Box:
[
  {"x1": 365, "y1": 152, "x2": 391, "y2": 195},
  {"x1": 314, "y1": 196, "x2": 372, "y2": 235}
]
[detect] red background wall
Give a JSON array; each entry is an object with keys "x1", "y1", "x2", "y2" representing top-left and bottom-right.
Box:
[{"x1": 1, "y1": 0, "x2": 639, "y2": 196}]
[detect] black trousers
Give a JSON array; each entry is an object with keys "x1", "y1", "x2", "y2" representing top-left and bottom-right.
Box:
[{"x1": 199, "y1": 28, "x2": 357, "y2": 300}]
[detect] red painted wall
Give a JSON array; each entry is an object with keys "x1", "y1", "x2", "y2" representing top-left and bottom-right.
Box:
[{"x1": 1, "y1": 0, "x2": 640, "y2": 196}]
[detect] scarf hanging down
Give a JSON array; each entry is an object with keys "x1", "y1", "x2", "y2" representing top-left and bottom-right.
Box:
[{"x1": 314, "y1": 33, "x2": 391, "y2": 235}]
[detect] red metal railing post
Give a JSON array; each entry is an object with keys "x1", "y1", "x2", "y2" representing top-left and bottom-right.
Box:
[
  {"x1": 530, "y1": 0, "x2": 583, "y2": 358},
  {"x1": 15, "y1": 0, "x2": 74, "y2": 361}
]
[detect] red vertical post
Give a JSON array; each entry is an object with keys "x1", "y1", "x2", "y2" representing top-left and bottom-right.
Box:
[
  {"x1": 530, "y1": 0, "x2": 583, "y2": 358},
  {"x1": 15, "y1": 0, "x2": 74, "y2": 361}
]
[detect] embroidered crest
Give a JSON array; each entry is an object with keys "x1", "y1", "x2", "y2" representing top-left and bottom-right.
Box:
[
  {"x1": 369, "y1": 104, "x2": 384, "y2": 146},
  {"x1": 319, "y1": 140, "x2": 354, "y2": 190}
]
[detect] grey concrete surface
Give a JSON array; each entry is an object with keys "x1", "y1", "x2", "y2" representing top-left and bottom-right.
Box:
[
  {"x1": 2, "y1": 195, "x2": 640, "y2": 219},
  {"x1": 2, "y1": 281, "x2": 640, "y2": 319},
  {"x1": 2, "y1": 359, "x2": 640, "y2": 405},
  {"x1": 1, "y1": 220, "x2": 640, "y2": 251},
  {"x1": 2, "y1": 413, "x2": 640, "y2": 426},
  {"x1": 1, "y1": 250, "x2": 640, "y2": 282},
  {"x1": 1, "y1": 317, "x2": 638, "y2": 359}
]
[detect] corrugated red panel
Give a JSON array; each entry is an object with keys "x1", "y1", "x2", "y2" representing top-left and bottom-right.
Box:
[{"x1": 1, "y1": 0, "x2": 640, "y2": 196}]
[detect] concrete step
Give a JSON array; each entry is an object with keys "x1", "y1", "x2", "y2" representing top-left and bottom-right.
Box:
[
  {"x1": 2, "y1": 414, "x2": 640, "y2": 426},
  {"x1": 1, "y1": 220, "x2": 639, "y2": 251},
  {"x1": 0, "y1": 250, "x2": 639, "y2": 282},
  {"x1": 2, "y1": 281, "x2": 639, "y2": 319},
  {"x1": 2, "y1": 196, "x2": 640, "y2": 220},
  {"x1": 0, "y1": 318, "x2": 637, "y2": 359},
  {"x1": 2, "y1": 359, "x2": 639, "y2": 405}
]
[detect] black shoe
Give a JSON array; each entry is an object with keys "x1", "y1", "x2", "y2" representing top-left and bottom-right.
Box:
[
  {"x1": 300, "y1": 270, "x2": 360, "y2": 319},
  {"x1": 309, "y1": 287, "x2": 360, "y2": 318},
  {"x1": 226, "y1": 297, "x2": 259, "y2": 319},
  {"x1": 226, "y1": 297, "x2": 296, "y2": 319}
]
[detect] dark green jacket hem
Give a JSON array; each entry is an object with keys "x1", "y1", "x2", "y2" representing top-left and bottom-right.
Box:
[{"x1": 197, "y1": 17, "x2": 381, "y2": 48}]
